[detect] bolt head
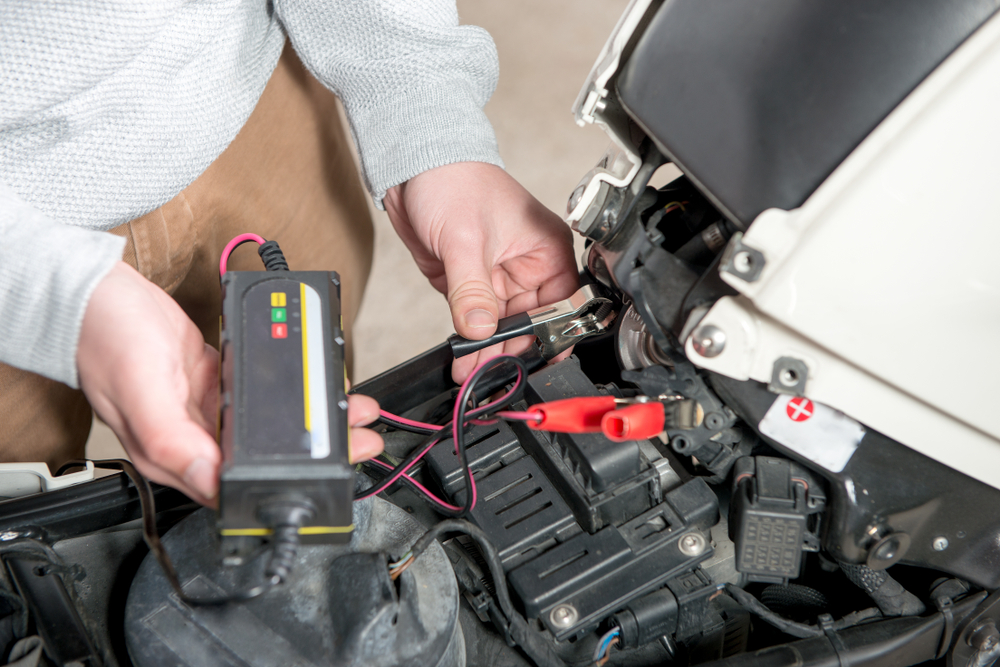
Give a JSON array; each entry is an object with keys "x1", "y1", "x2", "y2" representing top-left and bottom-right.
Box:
[
  {"x1": 733, "y1": 251, "x2": 754, "y2": 274},
  {"x1": 691, "y1": 325, "x2": 726, "y2": 358},
  {"x1": 933, "y1": 536, "x2": 949, "y2": 551},
  {"x1": 679, "y1": 532, "x2": 707, "y2": 557},
  {"x1": 549, "y1": 604, "x2": 579, "y2": 629}
]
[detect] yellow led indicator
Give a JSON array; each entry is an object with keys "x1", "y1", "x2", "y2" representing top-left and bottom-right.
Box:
[{"x1": 271, "y1": 292, "x2": 286, "y2": 307}]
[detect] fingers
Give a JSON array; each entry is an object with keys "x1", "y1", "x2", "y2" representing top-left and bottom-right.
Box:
[
  {"x1": 349, "y1": 428, "x2": 384, "y2": 464},
  {"x1": 446, "y1": 264, "x2": 500, "y2": 340},
  {"x1": 347, "y1": 392, "x2": 379, "y2": 428},
  {"x1": 347, "y1": 393, "x2": 383, "y2": 463}
]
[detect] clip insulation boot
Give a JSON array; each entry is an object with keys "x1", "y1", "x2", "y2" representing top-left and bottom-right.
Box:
[
  {"x1": 602, "y1": 400, "x2": 704, "y2": 442},
  {"x1": 526, "y1": 396, "x2": 618, "y2": 433}
]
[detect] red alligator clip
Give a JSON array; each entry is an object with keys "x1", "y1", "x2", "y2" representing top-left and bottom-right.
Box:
[
  {"x1": 601, "y1": 403, "x2": 666, "y2": 442},
  {"x1": 525, "y1": 396, "x2": 618, "y2": 433}
]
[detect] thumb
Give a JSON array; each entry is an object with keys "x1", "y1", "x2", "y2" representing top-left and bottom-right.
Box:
[{"x1": 446, "y1": 256, "x2": 499, "y2": 340}]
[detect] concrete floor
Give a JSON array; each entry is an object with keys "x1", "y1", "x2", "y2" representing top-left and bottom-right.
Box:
[{"x1": 86, "y1": 0, "x2": 631, "y2": 459}]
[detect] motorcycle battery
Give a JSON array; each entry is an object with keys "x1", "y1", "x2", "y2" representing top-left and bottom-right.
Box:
[{"x1": 217, "y1": 270, "x2": 353, "y2": 544}]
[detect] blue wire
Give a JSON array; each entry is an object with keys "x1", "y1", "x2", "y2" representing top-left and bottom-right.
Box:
[{"x1": 598, "y1": 629, "x2": 620, "y2": 660}]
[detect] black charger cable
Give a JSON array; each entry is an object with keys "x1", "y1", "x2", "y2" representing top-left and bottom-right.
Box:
[{"x1": 64, "y1": 459, "x2": 308, "y2": 606}]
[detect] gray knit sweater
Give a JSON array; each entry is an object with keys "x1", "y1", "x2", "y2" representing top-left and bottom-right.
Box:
[{"x1": 0, "y1": 0, "x2": 503, "y2": 387}]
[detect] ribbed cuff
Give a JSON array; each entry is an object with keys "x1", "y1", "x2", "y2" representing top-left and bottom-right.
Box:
[{"x1": 346, "y1": 80, "x2": 505, "y2": 208}]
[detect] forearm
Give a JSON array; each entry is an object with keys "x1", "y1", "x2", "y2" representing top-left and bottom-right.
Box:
[
  {"x1": 0, "y1": 183, "x2": 125, "y2": 387},
  {"x1": 275, "y1": 0, "x2": 504, "y2": 206}
]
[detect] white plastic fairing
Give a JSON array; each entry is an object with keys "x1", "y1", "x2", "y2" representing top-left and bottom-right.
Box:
[{"x1": 686, "y1": 11, "x2": 1000, "y2": 490}]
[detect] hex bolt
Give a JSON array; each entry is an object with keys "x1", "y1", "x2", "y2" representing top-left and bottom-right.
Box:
[
  {"x1": 679, "y1": 533, "x2": 707, "y2": 557},
  {"x1": 691, "y1": 325, "x2": 726, "y2": 358},
  {"x1": 549, "y1": 604, "x2": 579, "y2": 629},
  {"x1": 933, "y1": 536, "x2": 949, "y2": 552}
]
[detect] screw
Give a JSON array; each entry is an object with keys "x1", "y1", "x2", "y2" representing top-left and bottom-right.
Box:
[
  {"x1": 778, "y1": 367, "x2": 800, "y2": 387},
  {"x1": 549, "y1": 335, "x2": 557, "y2": 342},
  {"x1": 691, "y1": 325, "x2": 726, "y2": 358},
  {"x1": 933, "y1": 536, "x2": 949, "y2": 551},
  {"x1": 549, "y1": 604, "x2": 579, "y2": 629},
  {"x1": 733, "y1": 251, "x2": 754, "y2": 274},
  {"x1": 679, "y1": 533, "x2": 707, "y2": 557}
]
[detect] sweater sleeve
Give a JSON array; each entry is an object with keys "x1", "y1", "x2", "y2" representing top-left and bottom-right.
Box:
[
  {"x1": 274, "y1": 0, "x2": 504, "y2": 207},
  {"x1": 0, "y1": 183, "x2": 125, "y2": 388}
]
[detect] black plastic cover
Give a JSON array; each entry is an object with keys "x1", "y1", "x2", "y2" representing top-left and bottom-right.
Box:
[{"x1": 616, "y1": 0, "x2": 1000, "y2": 226}]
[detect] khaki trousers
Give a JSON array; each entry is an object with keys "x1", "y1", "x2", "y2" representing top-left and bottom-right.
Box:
[{"x1": 0, "y1": 44, "x2": 374, "y2": 472}]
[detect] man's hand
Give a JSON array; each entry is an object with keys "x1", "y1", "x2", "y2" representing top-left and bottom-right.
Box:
[
  {"x1": 77, "y1": 262, "x2": 383, "y2": 505},
  {"x1": 384, "y1": 162, "x2": 578, "y2": 382}
]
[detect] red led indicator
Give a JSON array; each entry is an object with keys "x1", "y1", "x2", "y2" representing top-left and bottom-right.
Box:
[{"x1": 271, "y1": 323, "x2": 288, "y2": 339}]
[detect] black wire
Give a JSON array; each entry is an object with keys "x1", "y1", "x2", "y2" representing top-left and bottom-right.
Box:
[
  {"x1": 410, "y1": 519, "x2": 516, "y2": 620},
  {"x1": 356, "y1": 356, "x2": 527, "y2": 511},
  {"x1": 407, "y1": 519, "x2": 567, "y2": 667},
  {"x1": 359, "y1": 460, "x2": 463, "y2": 517},
  {"x1": 257, "y1": 240, "x2": 289, "y2": 271},
  {"x1": 451, "y1": 356, "x2": 528, "y2": 518},
  {"x1": 67, "y1": 459, "x2": 284, "y2": 606},
  {"x1": 725, "y1": 584, "x2": 881, "y2": 639},
  {"x1": 376, "y1": 414, "x2": 440, "y2": 435},
  {"x1": 354, "y1": 431, "x2": 443, "y2": 502}
]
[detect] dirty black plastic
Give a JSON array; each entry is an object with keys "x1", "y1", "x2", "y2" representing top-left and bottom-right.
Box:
[
  {"x1": 710, "y1": 374, "x2": 1000, "y2": 589},
  {"x1": 425, "y1": 357, "x2": 719, "y2": 641},
  {"x1": 4, "y1": 554, "x2": 103, "y2": 667},
  {"x1": 614, "y1": 586, "x2": 679, "y2": 649}
]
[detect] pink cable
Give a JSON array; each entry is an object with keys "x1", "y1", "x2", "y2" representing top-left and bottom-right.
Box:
[
  {"x1": 379, "y1": 410, "x2": 443, "y2": 431},
  {"x1": 369, "y1": 354, "x2": 525, "y2": 512},
  {"x1": 367, "y1": 459, "x2": 462, "y2": 511},
  {"x1": 355, "y1": 434, "x2": 443, "y2": 500},
  {"x1": 378, "y1": 363, "x2": 524, "y2": 434},
  {"x1": 496, "y1": 410, "x2": 543, "y2": 424},
  {"x1": 451, "y1": 355, "x2": 514, "y2": 508},
  {"x1": 219, "y1": 233, "x2": 267, "y2": 277}
]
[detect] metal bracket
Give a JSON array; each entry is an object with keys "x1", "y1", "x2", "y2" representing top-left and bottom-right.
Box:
[
  {"x1": 720, "y1": 233, "x2": 766, "y2": 283},
  {"x1": 769, "y1": 357, "x2": 809, "y2": 396}
]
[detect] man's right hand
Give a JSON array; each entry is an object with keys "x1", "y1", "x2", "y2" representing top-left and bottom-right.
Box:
[{"x1": 77, "y1": 262, "x2": 383, "y2": 505}]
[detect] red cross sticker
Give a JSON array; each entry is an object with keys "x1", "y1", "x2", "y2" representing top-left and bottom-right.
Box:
[{"x1": 786, "y1": 397, "x2": 814, "y2": 422}]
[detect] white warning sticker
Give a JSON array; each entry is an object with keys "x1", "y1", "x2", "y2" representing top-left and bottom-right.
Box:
[{"x1": 758, "y1": 395, "x2": 865, "y2": 472}]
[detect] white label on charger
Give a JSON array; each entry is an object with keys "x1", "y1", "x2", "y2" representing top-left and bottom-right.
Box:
[{"x1": 302, "y1": 284, "x2": 330, "y2": 459}]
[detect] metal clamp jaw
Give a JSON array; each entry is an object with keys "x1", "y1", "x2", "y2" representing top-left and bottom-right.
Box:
[{"x1": 449, "y1": 284, "x2": 617, "y2": 361}]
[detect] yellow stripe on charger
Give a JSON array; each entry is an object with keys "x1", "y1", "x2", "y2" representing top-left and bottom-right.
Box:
[{"x1": 220, "y1": 524, "x2": 355, "y2": 537}]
